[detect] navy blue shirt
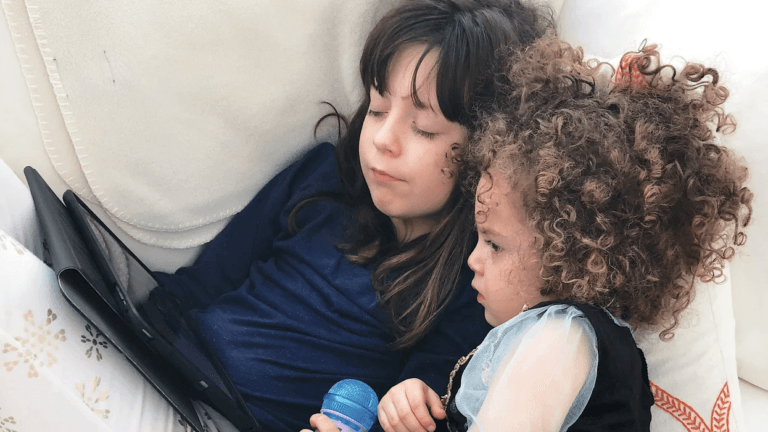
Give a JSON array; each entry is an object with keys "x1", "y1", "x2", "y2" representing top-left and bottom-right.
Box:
[{"x1": 155, "y1": 143, "x2": 491, "y2": 431}]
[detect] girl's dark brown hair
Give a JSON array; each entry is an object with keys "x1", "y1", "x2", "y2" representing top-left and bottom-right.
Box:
[
  {"x1": 291, "y1": 0, "x2": 553, "y2": 349},
  {"x1": 471, "y1": 37, "x2": 752, "y2": 339}
]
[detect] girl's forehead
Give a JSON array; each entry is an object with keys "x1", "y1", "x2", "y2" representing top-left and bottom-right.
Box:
[
  {"x1": 479, "y1": 169, "x2": 513, "y2": 195},
  {"x1": 377, "y1": 45, "x2": 441, "y2": 108},
  {"x1": 476, "y1": 171, "x2": 510, "y2": 215},
  {"x1": 476, "y1": 170, "x2": 530, "y2": 218}
]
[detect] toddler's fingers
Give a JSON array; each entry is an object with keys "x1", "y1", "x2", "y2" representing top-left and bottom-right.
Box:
[
  {"x1": 424, "y1": 387, "x2": 446, "y2": 420},
  {"x1": 308, "y1": 413, "x2": 340, "y2": 432},
  {"x1": 378, "y1": 404, "x2": 395, "y2": 432},
  {"x1": 404, "y1": 383, "x2": 438, "y2": 431},
  {"x1": 379, "y1": 396, "x2": 427, "y2": 432}
]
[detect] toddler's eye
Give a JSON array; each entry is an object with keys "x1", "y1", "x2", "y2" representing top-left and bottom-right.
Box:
[
  {"x1": 485, "y1": 239, "x2": 502, "y2": 252},
  {"x1": 412, "y1": 124, "x2": 437, "y2": 139},
  {"x1": 367, "y1": 109, "x2": 384, "y2": 117}
]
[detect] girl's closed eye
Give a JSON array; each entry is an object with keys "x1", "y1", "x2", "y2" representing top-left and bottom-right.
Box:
[
  {"x1": 412, "y1": 123, "x2": 437, "y2": 139},
  {"x1": 367, "y1": 109, "x2": 385, "y2": 117}
]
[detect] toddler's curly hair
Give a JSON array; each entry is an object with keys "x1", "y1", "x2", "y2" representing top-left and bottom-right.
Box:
[{"x1": 470, "y1": 37, "x2": 753, "y2": 338}]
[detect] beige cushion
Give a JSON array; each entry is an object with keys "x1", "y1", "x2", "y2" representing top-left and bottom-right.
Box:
[{"x1": 1, "y1": 0, "x2": 399, "y2": 250}]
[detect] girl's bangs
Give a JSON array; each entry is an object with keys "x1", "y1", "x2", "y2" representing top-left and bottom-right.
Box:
[{"x1": 362, "y1": 39, "x2": 470, "y2": 126}]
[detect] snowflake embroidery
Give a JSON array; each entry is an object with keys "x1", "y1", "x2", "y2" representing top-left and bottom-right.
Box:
[
  {"x1": 76, "y1": 377, "x2": 111, "y2": 419},
  {"x1": 3, "y1": 309, "x2": 66, "y2": 378},
  {"x1": 651, "y1": 380, "x2": 731, "y2": 432},
  {"x1": 0, "y1": 407, "x2": 17, "y2": 432},
  {"x1": 81, "y1": 324, "x2": 109, "y2": 361}
]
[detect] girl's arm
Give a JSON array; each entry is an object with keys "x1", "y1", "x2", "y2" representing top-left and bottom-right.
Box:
[
  {"x1": 468, "y1": 314, "x2": 596, "y2": 431},
  {"x1": 152, "y1": 143, "x2": 340, "y2": 311},
  {"x1": 380, "y1": 275, "x2": 491, "y2": 431}
]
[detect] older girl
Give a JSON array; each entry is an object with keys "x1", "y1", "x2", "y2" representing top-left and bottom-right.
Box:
[{"x1": 150, "y1": 1, "x2": 553, "y2": 431}]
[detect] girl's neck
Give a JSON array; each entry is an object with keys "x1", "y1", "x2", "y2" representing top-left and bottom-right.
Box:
[{"x1": 391, "y1": 216, "x2": 439, "y2": 243}]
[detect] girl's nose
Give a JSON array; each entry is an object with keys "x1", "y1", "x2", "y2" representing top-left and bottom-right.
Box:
[
  {"x1": 372, "y1": 116, "x2": 402, "y2": 157},
  {"x1": 467, "y1": 241, "x2": 482, "y2": 275}
]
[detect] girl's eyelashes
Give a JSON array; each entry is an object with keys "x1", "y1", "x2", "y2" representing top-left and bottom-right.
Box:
[
  {"x1": 412, "y1": 124, "x2": 437, "y2": 139},
  {"x1": 366, "y1": 108, "x2": 439, "y2": 139},
  {"x1": 484, "y1": 238, "x2": 502, "y2": 253}
]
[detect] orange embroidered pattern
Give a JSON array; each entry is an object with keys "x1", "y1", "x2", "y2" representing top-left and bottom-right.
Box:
[
  {"x1": 2, "y1": 309, "x2": 66, "y2": 378},
  {"x1": 650, "y1": 380, "x2": 731, "y2": 432},
  {"x1": 76, "y1": 377, "x2": 111, "y2": 419},
  {"x1": 614, "y1": 42, "x2": 659, "y2": 89}
]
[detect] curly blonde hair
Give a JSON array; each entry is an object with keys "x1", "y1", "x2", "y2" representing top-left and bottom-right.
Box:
[{"x1": 470, "y1": 37, "x2": 753, "y2": 338}]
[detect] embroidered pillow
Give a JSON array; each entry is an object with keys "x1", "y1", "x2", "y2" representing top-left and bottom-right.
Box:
[
  {"x1": 635, "y1": 270, "x2": 743, "y2": 432},
  {"x1": 0, "y1": 229, "x2": 194, "y2": 431},
  {"x1": 553, "y1": 1, "x2": 768, "y2": 430}
]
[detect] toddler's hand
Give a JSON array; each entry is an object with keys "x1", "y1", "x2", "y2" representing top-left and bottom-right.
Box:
[
  {"x1": 378, "y1": 378, "x2": 446, "y2": 432},
  {"x1": 300, "y1": 413, "x2": 340, "y2": 432}
]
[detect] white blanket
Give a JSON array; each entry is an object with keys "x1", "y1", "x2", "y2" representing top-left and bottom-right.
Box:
[{"x1": 0, "y1": 229, "x2": 191, "y2": 431}]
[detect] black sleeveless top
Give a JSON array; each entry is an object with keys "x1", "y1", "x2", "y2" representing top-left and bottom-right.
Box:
[{"x1": 441, "y1": 301, "x2": 654, "y2": 431}]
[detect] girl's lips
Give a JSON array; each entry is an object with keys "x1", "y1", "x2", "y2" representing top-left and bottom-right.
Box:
[{"x1": 371, "y1": 168, "x2": 402, "y2": 183}]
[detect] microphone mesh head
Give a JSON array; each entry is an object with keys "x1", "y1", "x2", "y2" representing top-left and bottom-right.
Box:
[{"x1": 321, "y1": 379, "x2": 378, "y2": 430}]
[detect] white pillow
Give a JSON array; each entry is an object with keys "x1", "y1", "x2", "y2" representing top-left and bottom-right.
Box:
[
  {"x1": 556, "y1": 0, "x2": 768, "y2": 395},
  {"x1": 0, "y1": 229, "x2": 195, "y2": 431},
  {"x1": 636, "y1": 269, "x2": 744, "y2": 431}
]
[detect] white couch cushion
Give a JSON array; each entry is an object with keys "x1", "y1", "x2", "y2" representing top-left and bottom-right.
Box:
[{"x1": 1, "y1": 0, "x2": 399, "y2": 250}]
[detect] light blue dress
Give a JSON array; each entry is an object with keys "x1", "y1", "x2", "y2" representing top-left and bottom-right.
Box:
[{"x1": 455, "y1": 304, "x2": 632, "y2": 432}]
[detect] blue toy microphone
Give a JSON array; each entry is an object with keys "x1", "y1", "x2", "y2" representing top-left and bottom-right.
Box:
[{"x1": 319, "y1": 379, "x2": 379, "y2": 432}]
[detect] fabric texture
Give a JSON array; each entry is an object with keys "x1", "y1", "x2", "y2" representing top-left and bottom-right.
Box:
[
  {"x1": 448, "y1": 302, "x2": 652, "y2": 431},
  {"x1": 152, "y1": 143, "x2": 492, "y2": 432}
]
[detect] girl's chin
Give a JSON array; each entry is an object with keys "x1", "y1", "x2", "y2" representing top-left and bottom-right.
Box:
[{"x1": 484, "y1": 311, "x2": 500, "y2": 327}]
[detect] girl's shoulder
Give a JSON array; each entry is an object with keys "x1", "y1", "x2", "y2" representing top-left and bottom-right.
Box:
[
  {"x1": 482, "y1": 303, "x2": 598, "y2": 360},
  {"x1": 295, "y1": 142, "x2": 337, "y2": 176},
  {"x1": 275, "y1": 142, "x2": 341, "y2": 196}
]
